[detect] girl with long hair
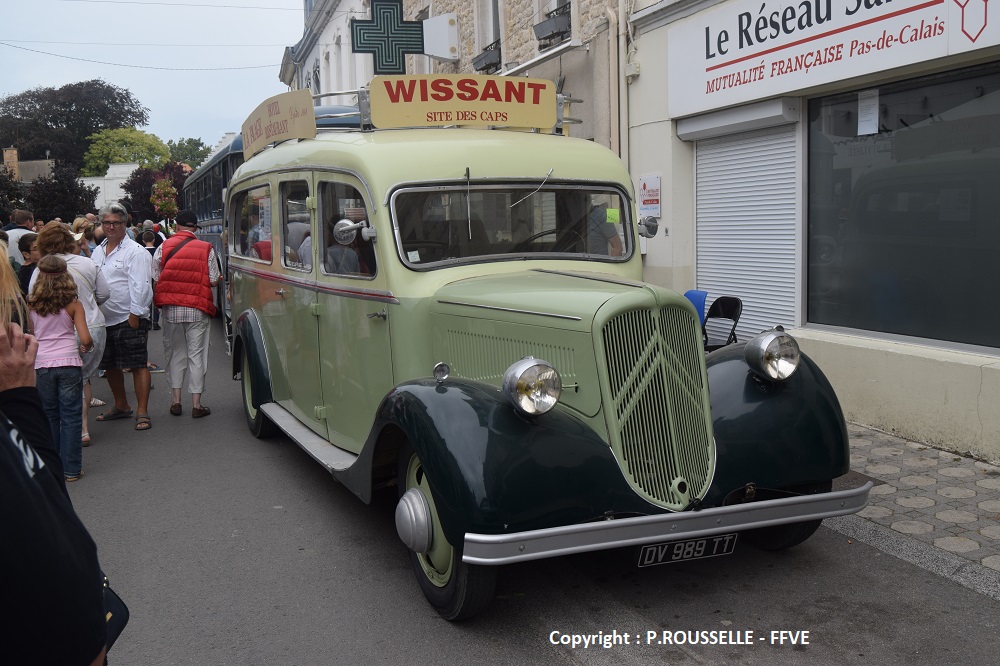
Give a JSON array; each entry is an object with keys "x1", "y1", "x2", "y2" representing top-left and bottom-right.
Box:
[{"x1": 27, "y1": 255, "x2": 93, "y2": 482}]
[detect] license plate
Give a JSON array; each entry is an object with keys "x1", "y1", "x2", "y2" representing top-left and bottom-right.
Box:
[{"x1": 637, "y1": 533, "x2": 738, "y2": 567}]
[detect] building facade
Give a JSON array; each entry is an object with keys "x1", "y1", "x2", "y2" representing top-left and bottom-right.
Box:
[{"x1": 628, "y1": 0, "x2": 1000, "y2": 462}]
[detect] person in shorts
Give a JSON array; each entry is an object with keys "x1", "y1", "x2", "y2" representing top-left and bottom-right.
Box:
[{"x1": 91, "y1": 203, "x2": 154, "y2": 431}]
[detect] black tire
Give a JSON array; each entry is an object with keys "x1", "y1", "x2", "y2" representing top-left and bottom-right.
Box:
[
  {"x1": 743, "y1": 481, "x2": 833, "y2": 551},
  {"x1": 240, "y1": 344, "x2": 277, "y2": 439},
  {"x1": 398, "y1": 441, "x2": 496, "y2": 621}
]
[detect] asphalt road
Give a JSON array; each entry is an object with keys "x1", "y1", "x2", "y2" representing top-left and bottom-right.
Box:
[{"x1": 70, "y1": 319, "x2": 1000, "y2": 665}]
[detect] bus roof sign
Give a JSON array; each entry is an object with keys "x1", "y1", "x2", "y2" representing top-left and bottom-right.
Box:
[
  {"x1": 370, "y1": 74, "x2": 557, "y2": 129},
  {"x1": 241, "y1": 89, "x2": 316, "y2": 161}
]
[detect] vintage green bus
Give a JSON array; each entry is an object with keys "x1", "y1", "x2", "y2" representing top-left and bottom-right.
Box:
[{"x1": 226, "y1": 77, "x2": 870, "y2": 620}]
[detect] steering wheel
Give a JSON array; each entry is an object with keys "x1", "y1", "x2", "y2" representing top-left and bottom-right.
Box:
[{"x1": 510, "y1": 228, "x2": 584, "y2": 253}]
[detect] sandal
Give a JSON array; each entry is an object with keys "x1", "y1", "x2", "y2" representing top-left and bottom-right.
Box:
[
  {"x1": 96, "y1": 407, "x2": 133, "y2": 422},
  {"x1": 82, "y1": 432, "x2": 91, "y2": 447},
  {"x1": 135, "y1": 415, "x2": 152, "y2": 431}
]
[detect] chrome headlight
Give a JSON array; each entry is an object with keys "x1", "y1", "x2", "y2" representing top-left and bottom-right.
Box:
[
  {"x1": 502, "y1": 357, "x2": 561, "y2": 416},
  {"x1": 744, "y1": 329, "x2": 801, "y2": 381}
]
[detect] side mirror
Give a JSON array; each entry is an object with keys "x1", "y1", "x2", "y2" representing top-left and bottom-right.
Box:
[
  {"x1": 333, "y1": 219, "x2": 376, "y2": 244},
  {"x1": 638, "y1": 216, "x2": 658, "y2": 238}
]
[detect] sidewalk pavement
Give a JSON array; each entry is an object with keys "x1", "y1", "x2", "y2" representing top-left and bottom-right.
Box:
[{"x1": 841, "y1": 422, "x2": 1000, "y2": 573}]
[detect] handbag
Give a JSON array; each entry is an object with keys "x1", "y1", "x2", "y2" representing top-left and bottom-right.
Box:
[{"x1": 103, "y1": 572, "x2": 130, "y2": 651}]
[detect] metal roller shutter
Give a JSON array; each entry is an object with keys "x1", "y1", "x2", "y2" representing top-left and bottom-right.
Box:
[{"x1": 695, "y1": 125, "x2": 798, "y2": 343}]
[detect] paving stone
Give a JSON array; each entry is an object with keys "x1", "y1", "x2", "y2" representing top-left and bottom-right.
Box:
[
  {"x1": 937, "y1": 450, "x2": 962, "y2": 460},
  {"x1": 872, "y1": 446, "x2": 904, "y2": 457},
  {"x1": 981, "y1": 526, "x2": 1000, "y2": 540},
  {"x1": 869, "y1": 484, "x2": 897, "y2": 496},
  {"x1": 934, "y1": 536, "x2": 981, "y2": 553},
  {"x1": 978, "y1": 499, "x2": 1000, "y2": 512},
  {"x1": 900, "y1": 475, "x2": 937, "y2": 487},
  {"x1": 905, "y1": 442, "x2": 930, "y2": 451},
  {"x1": 867, "y1": 463, "x2": 901, "y2": 475},
  {"x1": 896, "y1": 496, "x2": 935, "y2": 509},
  {"x1": 938, "y1": 467, "x2": 976, "y2": 478},
  {"x1": 858, "y1": 506, "x2": 893, "y2": 519},
  {"x1": 902, "y1": 456, "x2": 938, "y2": 468},
  {"x1": 936, "y1": 509, "x2": 979, "y2": 524},
  {"x1": 852, "y1": 455, "x2": 869, "y2": 465},
  {"x1": 976, "y1": 478, "x2": 1000, "y2": 490},
  {"x1": 892, "y1": 520, "x2": 934, "y2": 535},
  {"x1": 983, "y1": 555, "x2": 1000, "y2": 572},
  {"x1": 850, "y1": 437, "x2": 873, "y2": 447},
  {"x1": 938, "y1": 486, "x2": 977, "y2": 499},
  {"x1": 974, "y1": 461, "x2": 1000, "y2": 473}
]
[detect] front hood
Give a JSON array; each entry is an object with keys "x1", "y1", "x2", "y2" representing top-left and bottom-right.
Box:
[
  {"x1": 431, "y1": 269, "x2": 653, "y2": 334},
  {"x1": 430, "y1": 270, "x2": 677, "y2": 419}
]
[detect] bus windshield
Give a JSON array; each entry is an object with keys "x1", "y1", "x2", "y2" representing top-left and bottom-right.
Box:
[{"x1": 391, "y1": 185, "x2": 629, "y2": 266}]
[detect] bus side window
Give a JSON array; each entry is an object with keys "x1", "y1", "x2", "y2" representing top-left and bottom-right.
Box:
[
  {"x1": 280, "y1": 180, "x2": 311, "y2": 271},
  {"x1": 319, "y1": 182, "x2": 376, "y2": 277},
  {"x1": 235, "y1": 184, "x2": 272, "y2": 260}
]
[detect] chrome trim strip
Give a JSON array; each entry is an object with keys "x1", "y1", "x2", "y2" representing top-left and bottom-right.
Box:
[
  {"x1": 437, "y1": 300, "x2": 582, "y2": 321},
  {"x1": 532, "y1": 269, "x2": 648, "y2": 289},
  {"x1": 462, "y1": 482, "x2": 873, "y2": 565},
  {"x1": 230, "y1": 264, "x2": 399, "y2": 304}
]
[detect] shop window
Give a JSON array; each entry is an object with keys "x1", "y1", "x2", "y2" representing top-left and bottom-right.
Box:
[{"x1": 807, "y1": 63, "x2": 1000, "y2": 348}]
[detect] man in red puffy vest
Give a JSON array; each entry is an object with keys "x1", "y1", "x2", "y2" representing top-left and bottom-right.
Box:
[{"x1": 152, "y1": 210, "x2": 219, "y2": 419}]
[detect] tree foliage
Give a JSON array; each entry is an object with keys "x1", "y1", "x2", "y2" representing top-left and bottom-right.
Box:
[
  {"x1": 0, "y1": 167, "x2": 24, "y2": 219},
  {"x1": 121, "y1": 161, "x2": 190, "y2": 222},
  {"x1": 167, "y1": 137, "x2": 211, "y2": 169},
  {"x1": 82, "y1": 128, "x2": 170, "y2": 177},
  {"x1": 24, "y1": 162, "x2": 99, "y2": 222},
  {"x1": 0, "y1": 80, "x2": 149, "y2": 167},
  {"x1": 151, "y1": 178, "x2": 179, "y2": 219}
]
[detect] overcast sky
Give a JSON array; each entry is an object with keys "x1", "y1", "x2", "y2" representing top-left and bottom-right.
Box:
[{"x1": 0, "y1": 0, "x2": 306, "y2": 151}]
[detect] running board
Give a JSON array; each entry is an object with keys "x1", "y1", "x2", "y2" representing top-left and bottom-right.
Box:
[{"x1": 260, "y1": 403, "x2": 358, "y2": 472}]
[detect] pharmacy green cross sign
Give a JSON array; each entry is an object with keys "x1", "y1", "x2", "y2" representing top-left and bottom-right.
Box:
[{"x1": 350, "y1": 0, "x2": 424, "y2": 75}]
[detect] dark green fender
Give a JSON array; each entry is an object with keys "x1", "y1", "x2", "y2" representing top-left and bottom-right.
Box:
[
  {"x1": 232, "y1": 309, "x2": 273, "y2": 409},
  {"x1": 701, "y1": 343, "x2": 851, "y2": 506},
  {"x1": 374, "y1": 380, "x2": 663, "y2": 548}
]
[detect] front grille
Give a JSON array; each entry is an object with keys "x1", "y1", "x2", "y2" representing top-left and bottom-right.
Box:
[
  {"x1": 602, "y1": 305, "x2": 714, "y2": 509},
  {"x1": 446, "y1": 330, "x2": 576, "y2": 383}
]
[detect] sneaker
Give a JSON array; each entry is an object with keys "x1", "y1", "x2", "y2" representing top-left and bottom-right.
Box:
[{"x1": 65, "y1": 471, "x2": 84, "y2": 482}]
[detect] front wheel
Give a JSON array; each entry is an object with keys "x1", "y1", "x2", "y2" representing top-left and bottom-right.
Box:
[
  {"x1": 398, "y1": 442, "x2": 496, "y2": 621},
  {"x1": 241, "y1": 344, "x2": 277, "y2": 439},
  {"x1": 743, "y1": 481, "x2": 833, "y2": 551}
]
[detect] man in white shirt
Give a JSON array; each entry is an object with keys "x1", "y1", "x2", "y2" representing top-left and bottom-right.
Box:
[
  {"x1": 6, "y1": 209, "x2": 35, "y2": 269},
  {"x1": 91, "y1": 202, "x2": 155, "y2": 431}
]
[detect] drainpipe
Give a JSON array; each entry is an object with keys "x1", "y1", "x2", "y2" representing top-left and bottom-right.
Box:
[
  {"x1": 613, "y1": 0, "x2": 630, "y2": 166},
  {"x1": 606, "y1": 3, "x2": 620, "y2": 156}
]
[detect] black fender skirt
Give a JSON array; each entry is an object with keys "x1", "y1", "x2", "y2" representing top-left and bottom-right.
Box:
[
  {"x1": 701, "y1": 344, "x2": 851, "y2": 506},
  {"x1": 375, "y1": 379, "x2": 664, "y2": 547}
]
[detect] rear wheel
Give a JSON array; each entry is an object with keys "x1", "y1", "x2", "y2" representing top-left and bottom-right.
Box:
[
  {"x1": 743, "y1": 481, "x2": 833, "y2": 551},
  {"x1": 398, "y1": 442, "x2": 496, "y2": 620},
  {"x1": 241, "y1": 344, "x2": 277, "y2": 439}
]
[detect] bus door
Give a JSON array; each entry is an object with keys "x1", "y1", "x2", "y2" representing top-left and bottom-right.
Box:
[
  {"x1": 266, "y1": 176, "x2": 326, "y2": 436},
  {"x1": 315, "y1": 177, "x2": 393, "y2": 454}
]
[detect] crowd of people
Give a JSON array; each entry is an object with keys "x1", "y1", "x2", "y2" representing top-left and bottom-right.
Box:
[{"x1": 0, "y1": 202, "x2": 220, "y2": 663}]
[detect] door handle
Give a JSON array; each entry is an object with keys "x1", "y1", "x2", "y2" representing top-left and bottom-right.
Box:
[
  {"x1": 274, "y1": 288, "x2": 287, "y2": 297},
  {"x1": 367, "y1": 308, "x2": 387, "y2": 320}
]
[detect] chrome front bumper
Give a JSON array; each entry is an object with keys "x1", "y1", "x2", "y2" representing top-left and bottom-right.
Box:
[{"x1": 463, "y1": 482, "x2": 872, "y2": 565}]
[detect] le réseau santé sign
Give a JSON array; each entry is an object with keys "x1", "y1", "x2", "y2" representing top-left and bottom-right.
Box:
[{"x1": 667, "y1": 0, "x2": 999, "y2": 117}]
